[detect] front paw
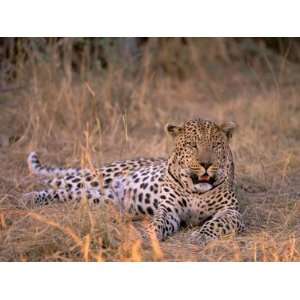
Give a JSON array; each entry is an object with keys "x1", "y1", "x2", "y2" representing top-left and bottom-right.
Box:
[
  {"x1": 135, "y1": 222, "x2": 158, "y2": 243},
  {"x1": 146, "y1": 223, "x2": 163, "y2": 241},
  {"x1": 189, "y1": 231, "x2": 213, "y2": 246}
]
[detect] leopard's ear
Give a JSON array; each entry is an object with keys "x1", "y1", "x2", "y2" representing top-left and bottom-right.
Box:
[
  {"x1": 219, "y1": 121, "x2": 237, "y2": 140},
  {"x1": 165, "y1": 123, "x2": 184, "y2": 138}
]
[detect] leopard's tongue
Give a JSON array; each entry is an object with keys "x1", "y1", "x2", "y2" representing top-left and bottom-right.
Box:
[{"x1": 200, "y1": 175, "x2": 210, "y2": 182}]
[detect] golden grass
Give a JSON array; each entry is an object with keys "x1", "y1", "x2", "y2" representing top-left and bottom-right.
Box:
[{"x1": 0, "y1": 44, "x2": 300, "y2": 261}]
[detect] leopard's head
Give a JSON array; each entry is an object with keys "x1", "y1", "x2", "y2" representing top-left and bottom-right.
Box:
[{"x1": 166, "y1": 118, "x2": 236, "y2": 193}]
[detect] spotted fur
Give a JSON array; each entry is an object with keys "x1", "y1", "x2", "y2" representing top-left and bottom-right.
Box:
[{"x1": 24, "y1": 118, "x2": 244, "y2": 244}]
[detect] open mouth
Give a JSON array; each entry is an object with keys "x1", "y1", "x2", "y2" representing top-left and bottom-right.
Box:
[{"x1": 190, "y1": 173, "x2": 215, "y2": 185}]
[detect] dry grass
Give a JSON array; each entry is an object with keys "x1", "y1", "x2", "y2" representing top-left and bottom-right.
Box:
[{"x1": 0, "y1": 42, "x2": 300, "y2": 261}]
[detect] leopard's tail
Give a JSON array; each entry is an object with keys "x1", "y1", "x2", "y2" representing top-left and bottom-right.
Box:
[{"x1": 27, "y1": 152, "x2": 87, "y2": 177}]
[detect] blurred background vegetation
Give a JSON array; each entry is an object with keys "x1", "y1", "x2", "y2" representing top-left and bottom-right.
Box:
[{"x1": 1, "y1": 37, "x2": 300, "y2": 86}]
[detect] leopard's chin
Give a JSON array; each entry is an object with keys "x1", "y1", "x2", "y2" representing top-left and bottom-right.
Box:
[
  {"x1": 193, "y1": 182, "x2": 213, "y2": 193},
  {"x1": 188, "y1": 173, "x2": 216, "y2": 193}
]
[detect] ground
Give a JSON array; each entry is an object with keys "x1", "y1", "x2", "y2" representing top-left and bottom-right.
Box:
[{"x1": 0, "y1": 58, "x2": 299, "y2": 261}]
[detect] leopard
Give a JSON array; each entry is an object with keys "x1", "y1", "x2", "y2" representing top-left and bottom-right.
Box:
[{"x1": 24, "y1": 118, "x2": 244, "y2": 244}]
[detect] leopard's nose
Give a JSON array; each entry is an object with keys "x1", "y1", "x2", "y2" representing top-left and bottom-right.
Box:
[{"x1": 200, "y1": 161, "x2": 212, "y2": 170}]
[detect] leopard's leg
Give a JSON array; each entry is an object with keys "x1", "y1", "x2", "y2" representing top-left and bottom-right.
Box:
[
  {"x1": 190, "y1": 209, "x2": 244, "y2": 245},
  {"x1": 147, "y1": 202, "x2": 181, "y2": 241},
  {"x1": 22, "y1": 189, "x2": 71, "y2": 206},
  {"x1": 22, "y1": 188, "x2": 108, "y2": 207}
]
